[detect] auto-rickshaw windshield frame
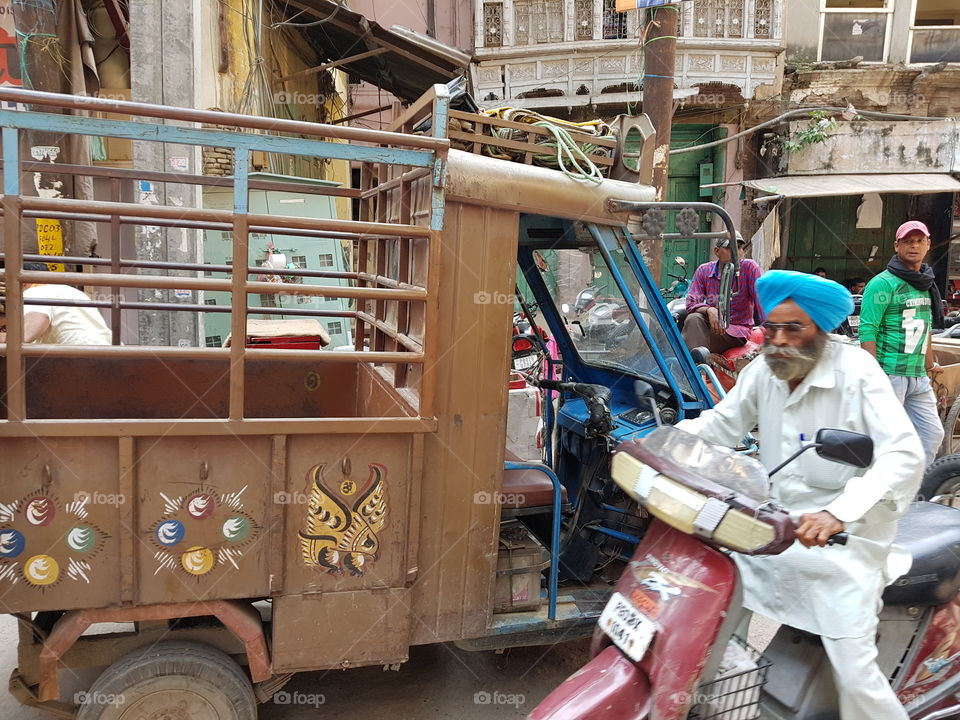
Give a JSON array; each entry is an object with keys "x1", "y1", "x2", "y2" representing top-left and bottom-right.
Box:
[{"x1": 516, "y1": 216, "x2": 712, "y2": 412}]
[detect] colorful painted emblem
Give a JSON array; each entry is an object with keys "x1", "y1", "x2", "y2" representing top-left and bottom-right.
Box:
[
  {"x1": 221, "y1": 517, "x2": 250, "y2": 542},
  {"x1": 66, "y1": 526, "x2": 97, "y2": 553},
  {"x1": 150, "y1": 485, "x2": 259, "y2": 579},
  {"x1": 186, "y1": 492, "x2": 215, "y2": 519},
  {"x1": 24, "y1": 497, "x2": 54, "y2": 526},
  {"x1": 299, "y1": 463, "x2": 388, "y2": 576},
  {"x1": 180, "y1": 546, "x2": 215, "y2": 575},
  {"x1": 155, "y1": 520, "x2": 185, "y2": 546},
  {"x1": 0, "y1": 530, "x2": 25, "y2": 559},
  {"x1": 0, "y1": 491, "x2": 109, "y2": 589},
  {"x1": 23, "y1": 555, "x2": 59, "y2": 586}
]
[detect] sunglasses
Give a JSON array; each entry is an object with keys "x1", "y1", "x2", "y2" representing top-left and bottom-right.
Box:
[{"x1": 762, "y1": 321, "x2": 809, "y2": 337}]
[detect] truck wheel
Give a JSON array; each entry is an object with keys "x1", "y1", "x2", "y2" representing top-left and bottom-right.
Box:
[
  {"x1": 75, "y1": 641, "x2": 257, "y2": 720},
  {"x1": 918, "y1": 454, "x2": 960, "y2": 501}
]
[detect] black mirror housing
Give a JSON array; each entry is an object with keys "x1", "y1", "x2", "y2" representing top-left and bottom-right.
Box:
[
  {"x1": 689, "y1": 346, "x2": 711, "y2": 365},
  {"x1": 815, "y1": 428, "x2": 873, "y2": 469}
]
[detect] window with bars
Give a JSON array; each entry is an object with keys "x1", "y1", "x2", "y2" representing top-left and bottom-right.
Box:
[
  {"x1": 484, "y1": 2, "x2": 504, "y2": 46},
  {"x1": 291, "y1": 255, "x2": 307, "y2": 269},
  {"x1": 260, "y1": 294, "x2": 278, "y2": 308},
  {"x1": 205, "y1": 298, "x2": 217, "y2": 305},
  {"x1": 318, "y1": 253, "x2": 334, "y2": 268},
  {"x1": 602, "y1": 0, "x2": 628, "y2": 38},
  {"x1": 514, "y1": 0, "x2": 564, "y2": 45},
  {"x1": 693, "y1": 0, "x2": 744, "y2": 38},
  {"x1": 296, "y1": 295, "x2": 313, "y2": 305},
  {"x1": 205, "y1": 335, "x2": 222, "y2": 347},
  {"x1": 327, "y1": 321, "x2": 344, "y2": 336}
]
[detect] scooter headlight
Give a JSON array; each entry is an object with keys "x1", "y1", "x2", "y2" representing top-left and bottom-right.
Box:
[{"x1": 611, "y1": 451, "x2": 776, "y2": 553}]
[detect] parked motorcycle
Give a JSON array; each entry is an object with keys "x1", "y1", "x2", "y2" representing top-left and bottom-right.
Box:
[
  {"x1": 532, "y1": 424, "x2": 960, "y2": 720},
  {"x1": 834, "y1": 293, "x2": 863, "y2": 339},
  {"x1": 660, "y1": 256, "x2": 690, "y2": 299}
]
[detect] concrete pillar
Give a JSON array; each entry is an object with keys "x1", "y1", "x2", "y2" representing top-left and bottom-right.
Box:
[{"x1": 129, "y1": 0, "x2": 203, "y2": 347}]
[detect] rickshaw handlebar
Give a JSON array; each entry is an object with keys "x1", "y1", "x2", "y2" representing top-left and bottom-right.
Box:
[{"x1": 537, "y1": 380, "x2": 613, "y2": 436}]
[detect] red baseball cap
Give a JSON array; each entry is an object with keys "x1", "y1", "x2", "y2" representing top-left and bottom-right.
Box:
[{"x1": 895, "y1": 220, "x2": 930, "y2": 240}]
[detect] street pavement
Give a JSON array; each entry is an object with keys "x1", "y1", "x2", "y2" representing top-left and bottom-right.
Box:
[{"x1": 0, "y1": 612, "x2": 779, "y2": 718}]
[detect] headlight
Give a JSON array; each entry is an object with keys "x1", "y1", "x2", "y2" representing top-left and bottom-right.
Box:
[{"x1": 611, "y1": 451, "x2": 776, "y2": 553}]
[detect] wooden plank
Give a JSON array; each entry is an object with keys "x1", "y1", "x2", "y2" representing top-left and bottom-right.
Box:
[
  {"x1": 0, "y1": 417, "x2": 439, "y2": 437},
  {"x1": 278, "y1": 47, "x2": 389, "y2": 83},
  {"x1": 268, "y1": 435, "x2": 288, "y2": 595},
  {"x1": 117, "y1": 436, "x2": 135, "y2": 604}
]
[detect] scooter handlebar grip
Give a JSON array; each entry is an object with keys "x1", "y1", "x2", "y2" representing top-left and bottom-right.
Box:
[{"x1": 827, "y1": 532, "x2": 848, "y2": 546}]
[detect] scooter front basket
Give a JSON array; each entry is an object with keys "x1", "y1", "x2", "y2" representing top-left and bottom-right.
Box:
[{"x1": 689, "y1": 635, "x2": 770, "y2": 720}]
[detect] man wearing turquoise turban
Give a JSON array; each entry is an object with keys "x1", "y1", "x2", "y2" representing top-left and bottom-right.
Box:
[{"x1": 678, "y1": 270, "x2": 924, "y2": 720}]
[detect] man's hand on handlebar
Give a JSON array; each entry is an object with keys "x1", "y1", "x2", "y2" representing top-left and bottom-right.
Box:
[{"x1": 796, "y1": 511, "x2": 844, "y2": 548}]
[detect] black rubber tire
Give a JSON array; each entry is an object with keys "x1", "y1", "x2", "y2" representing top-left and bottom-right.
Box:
[
  {"x1": 75, "y1": 641, "x2": 257, "y2": 720},
  {"x1": 918, "y1": 454, "x2": 960, "y2": 501},
  {"x1": 942, "y1": 394, "x2": 960, "y2": 456}
]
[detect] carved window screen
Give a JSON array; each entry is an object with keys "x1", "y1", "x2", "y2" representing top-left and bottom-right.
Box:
[
  {"x1": 514, "y1": 0, "x2": 564, "y2": 45},
  {"x1": 483, "y1": 2, "x2": 504, "y2": 47},
  {"x1": 575, "y1": 0, "x2": 594, "y2": 40},
  {"x1": 693, "y1": 0, "x2": 744, "y2": 38},
  {"x1": 754, "y1": 0, "x2": 772, "y2": 38}
]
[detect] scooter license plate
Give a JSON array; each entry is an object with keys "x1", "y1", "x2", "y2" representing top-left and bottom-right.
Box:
[
  {"x1": 599, "y1": 591, "x2": 657, "y2": 662},
  {"x1": 513, "y1": 354, "x2": 538, "y2": 370}
]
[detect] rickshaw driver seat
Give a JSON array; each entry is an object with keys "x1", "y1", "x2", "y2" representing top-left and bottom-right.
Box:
[{"x1": 502, "y1": 448, "x2": 568, "y2": 510}]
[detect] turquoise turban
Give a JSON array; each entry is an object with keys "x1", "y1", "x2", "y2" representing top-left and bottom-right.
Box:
[{"x1": 756, "y1": 270, "x2": 854, "y2": 332}]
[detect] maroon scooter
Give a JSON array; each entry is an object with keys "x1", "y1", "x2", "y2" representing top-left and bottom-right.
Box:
[{"x1": 531, "y1": 426, "x2": 960, "y2": 720}]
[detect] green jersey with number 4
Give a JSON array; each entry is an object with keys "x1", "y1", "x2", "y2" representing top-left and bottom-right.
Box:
[{"x1": 859, "y1": 270, "x2": 931, "y2": 377}]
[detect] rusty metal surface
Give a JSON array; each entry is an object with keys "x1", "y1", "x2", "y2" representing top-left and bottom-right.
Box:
[
  {"x1": 0, "y1": 86, "x2": 450, "y2": 151},
  {"x1": 37, "y1": 599, "x2": 271, "y2": 701},
  {"x1": 444, "y1": 149, "x2": 656, "y2": 224}
]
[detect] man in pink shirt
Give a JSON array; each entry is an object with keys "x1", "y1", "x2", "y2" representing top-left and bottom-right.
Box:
[{"x1": 682, "y1": 233, "x2": 764, "y2": 354}]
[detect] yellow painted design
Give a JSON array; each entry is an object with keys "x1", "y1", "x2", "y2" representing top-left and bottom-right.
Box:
[
  {"x1": 299, "y1": 464, "x2": 387, "y2": 576},
  {"x1": 181, "y1": 546, "x2": 215, "y2": 576},
  {"x1": 24, "y1": 554, "x2": 59, "y2": 586}
]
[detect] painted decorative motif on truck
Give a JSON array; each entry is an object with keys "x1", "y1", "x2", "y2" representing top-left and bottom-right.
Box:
[
  {"x1": 0, "y1": 491, "x2": 109, "y2": 589},
  {"x1": 149, "y1": 485, "x2": 260, "y2": 578},
  {"x1": 299, "y1": 463, "x2": 387, "y2": 576}
]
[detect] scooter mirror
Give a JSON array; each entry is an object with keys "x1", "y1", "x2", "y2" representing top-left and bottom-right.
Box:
[
  {"x1": 689, "y1": 346, "x2": 711, "y2": 365},
  {"x1": 815, "y1": 428, "x2": 873, "y2": 468},
  {"x1": 675, "y1": 256, "x2": 686, "y2": 267},
  {"x1": 634, "y1": 381, "x2": 661, "y2": 427},
  {"x1": 634, "y1": 380, "x2": 654, "y2": 400}
]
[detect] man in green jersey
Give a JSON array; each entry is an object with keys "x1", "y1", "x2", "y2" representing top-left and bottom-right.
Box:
[{"x1": 860, "y1": 220, "x2": 944, "y2": 469}]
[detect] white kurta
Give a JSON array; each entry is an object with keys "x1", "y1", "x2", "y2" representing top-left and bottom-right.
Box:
[{"x1": 677, "y1": 339, "x2": 924, "y2": 638}]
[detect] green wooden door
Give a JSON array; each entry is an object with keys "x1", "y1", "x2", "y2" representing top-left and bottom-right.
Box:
[
  {"x1": 786, "y1": 194, "x2": 907, "y2": 284},
  {"x1": 658, "y1": 125, "x2": 727, "y2": 288}
]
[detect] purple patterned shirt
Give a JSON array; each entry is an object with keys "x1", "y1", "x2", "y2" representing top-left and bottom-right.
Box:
[{"x1": 685, "y1": 258, "x2": 765, "y2": 339}]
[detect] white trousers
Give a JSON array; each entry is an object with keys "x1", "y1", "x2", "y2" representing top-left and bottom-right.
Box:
[{"x1": 821, "y1": 628, "x2": 908, "y2": 720}]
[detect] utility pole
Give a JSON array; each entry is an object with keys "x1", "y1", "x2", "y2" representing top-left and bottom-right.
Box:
[
  {"x1": 11, "y1": 0, "x2": 70, "y2": 257},
  {"x1": 641, "y1": 3, "x2": 678, "y2": 283}
]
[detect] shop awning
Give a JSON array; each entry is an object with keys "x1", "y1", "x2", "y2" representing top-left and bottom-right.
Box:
[
  {"x1": 744, "y1": 174, "x2": 960, "y2": 199},
  {"x1": 278, "y1": 0, "x2": 470, "y2": 103}
]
